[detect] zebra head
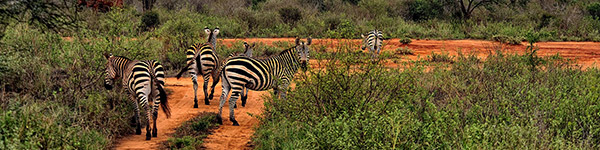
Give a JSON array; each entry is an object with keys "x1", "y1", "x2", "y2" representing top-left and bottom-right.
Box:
[
  {"x1": 103, "y1": 53, "x2": 116, "y2": 90},
  {"x1": 242, "y1": 41, "x2": 254, "y2": 57},
  {"x1": 294, "y1": 37, "x2": 312, "y2": 71},
  {"x1": 204, "y1": 26, "x2": 220, "y2": 49}
]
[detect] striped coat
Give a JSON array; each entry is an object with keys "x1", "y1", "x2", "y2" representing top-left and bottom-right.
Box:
[
  {"x1": 361, "y1": 30, "x2": 384, "y2": 57},
  {"x1": 217, "y1": 38, "x2": 311, "y2": 126},
  {"x1": 175, "y1": 27, "x2": 220, "y2": 108},
  {"x1": 103, "y1": 53, "x2": 170, "y2": 140}
]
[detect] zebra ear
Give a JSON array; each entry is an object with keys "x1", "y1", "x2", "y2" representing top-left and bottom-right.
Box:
[
  {"x1": 204, "y1": 27, "x2": 211, "y2": 35},
  {"x1": 295, "y1": 37, "x2": 301, "y2": 46},
  {"x1": 213, "y1": 27, "x2": 220, "y2": 35},
  {"x1": 103, "y1": 53, "x2": 112, "y2": 59},
  {"x1": 361, "y1": 34, "x2": 365, "y2": 38},
  {"x1": 306, "y1": 37, "x2": 312, "y2": 45}
]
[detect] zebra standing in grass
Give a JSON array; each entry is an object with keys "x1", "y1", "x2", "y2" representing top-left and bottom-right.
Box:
[
  {"x1": 103, "y1": 53, "x2": 171, "y2": 140},
  {"x1": 217, "y1": 38, "x2": 311, "y2": 126},
  {"x1": 175, "y1": 27, "x2": 220, "y2": 108},
  {"x1": 361, "y1": 30, "x2": 384, "y2": 57}
]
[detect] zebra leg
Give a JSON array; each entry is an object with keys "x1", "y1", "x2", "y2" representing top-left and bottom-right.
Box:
[
  {"x1": 152, "y1": 111, "x2": 158, "y2": 137},
  {"x1": 217, "y1": 75, "x2": 230, "y2": 125},
  {"x1": 229, "y1": 91, "x2": 241, "y2": 126},
  {"x1": 203, "y1": 75, "x2": 210, "y2": 105},
  {"x1": 208, "y1": 72, "x2": 220, "y2": 100},
  {"x1": 145, "y1": 105, "x2": 152, "y2": 140},
  {"x1": 241, "y1": 87, "x2": 248, "y2": 107},
  {"x1": 130, "y1": 95, "x2": 142, "y2": 135},
  {"x1": 280, "y1": 84, "x2": 289, "y2": 100},
  {"x1": 152, "y1": 93, "x2": 160, "y2": 137},
  {"x1": 192, "y1": 75, "x2": 198, "y2": 108}
]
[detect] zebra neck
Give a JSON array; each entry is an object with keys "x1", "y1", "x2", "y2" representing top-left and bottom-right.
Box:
[
  {"x1": 112, "y1": 58, "x2": 133, "y2": 77},
  {"x1": 265, "y1": 48, "x2": 300, "y2": 73}
]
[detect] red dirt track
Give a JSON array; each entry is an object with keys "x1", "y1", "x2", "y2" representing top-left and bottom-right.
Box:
[{"x1": 114, "y1": 38, "x2": 600, "y2": 150}]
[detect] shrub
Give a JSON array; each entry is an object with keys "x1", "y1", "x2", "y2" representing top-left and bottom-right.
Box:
[
  {"x1": 399, "y1": 37, "x2": 412, "y2": 45},
  {"x1": 428, "y1": 52, "x2": 454, "y2": 63},
  {"x1": 279, "y1": 7, "x2": 302, "y2": 25},
  {"x1": 406, "y1": 0, "x2": 440, "y2": 21},
  {"x1": 141, "y1": 11, "x2": 160, "y2": 30},
  {"x1": 588, "y1": 2, "x2": 600, "y2": 19},
  {"x1": 492, "y1": 34, "x2": 522, "y2": 45},
  {"x1": 162, "y1": 112, "x2": 218, "y2": 149},
  {"x1": 395, "y1": 47, "x2": 414, "y2": 55},
  {"x1": 253, "y1": 48, "x2": 600, "y2": 149}
]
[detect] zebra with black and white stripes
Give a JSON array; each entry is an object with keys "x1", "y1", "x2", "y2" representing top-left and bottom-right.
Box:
[
  {"x1": 103, "y1": 53, "x2": 171, "y2": 140},
  {"x1": 226, "y1": 41, "x2": 255, "y2": 107},
  {"x1": 217, "y1": 37, "x2": 311, "y2": 126},
  {"x1": 361, "y1": 30, "x2": 384, "y2": 57},
  {"x1": 175, "y1": 27, "x2": 220, "y2": 108}
]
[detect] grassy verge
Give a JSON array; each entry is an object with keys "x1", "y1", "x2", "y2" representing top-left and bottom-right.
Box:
[
  {"x1": 252, "y1": 46, "x2": 600, "y2": 149},
  {"x1": 161, "y1": 112, "x2": 219, "y2": 149}
]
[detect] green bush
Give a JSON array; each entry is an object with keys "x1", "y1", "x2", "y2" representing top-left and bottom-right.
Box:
[
  {"x1": 492, "y1": 34, "x2": 522, "y2": 45},
  {"x1": 399, "y1": 37, "x2": 412, "y2": 45},
  {"x1": 141, "y1": 11, "x2": 160, "y2": 30},
  {"x1": 588, "y1": 2, "x2": 600, "y2": 19},
  {"x1": 395, "y1": 47, "x2": 414, "y2": 55},
  {"x1": 253, "y1": 49, "x2": 600, "y2": 149},
  {"x1": 279, "y1": 7, "x2": 302, "y2": 25},
  {"x1": 162, "y1": 112, "x2": 218, "y2": 149}
]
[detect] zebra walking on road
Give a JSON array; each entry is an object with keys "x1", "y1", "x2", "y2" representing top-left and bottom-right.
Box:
[
  {"x1": 361, "y1": 30, "x2": 384, "y2": 57},
  {"x1": 227, "y1": 42, "x2": 255, "y2": 107},
  {"x1": 175, "y1": 27, "x2": 220, "y2": 108},
  {"x1": 217, "y1": 37, "x2": 311, "y2": 126},
  {"x1": 103, "y1": 53, "x2": 171, "y2": 140}
]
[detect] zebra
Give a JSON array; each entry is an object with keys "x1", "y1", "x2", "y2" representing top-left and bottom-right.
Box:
[
  {"x1": 361, "y1": 30, "x2": 384, "y2": 57},
  {"x1": 103, "y1": 53, "x2": 171, "y2": 140},
  {"x1": 217, "y1": 37, "x2": 311, "y2": 126},
  {"x1": 175, "y1": 27, "x2": 220, "y2": 108},
  {"x1": 226, "y1": 41, "x2": 255, "y2": 107}
]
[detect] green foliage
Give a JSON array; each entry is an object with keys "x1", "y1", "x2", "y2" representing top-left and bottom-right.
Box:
[
  {"x1": 406, "y1": 0, "x2": 441, "y2": 21},
  {"x1": 492, "y1": 34, "x2": 522, "y2": 45},
  {"x1": 399, "y1": 37, "x2": 412, "y2": 45},
  {"x1": 163, "y1": 112, "x2": 218, "y2": 149},
  {"x1": 253, "y1": 48, "x2": 600, "y2": 149},
  {"x1": 279, "y1": 7, "x2": 303, "y2": 25},
  {"x1": 428, "y1": 52, "x2": 454, "y2": 63},
  {"x1": 395, "y1": 47, "x2": 414, "y2": 55},
  {"x1": 141, "y1": 11, "x2": 160, "y2": 30},
  {"x1": 587, "y1": 2, "x2": 600, "y2": 19}
]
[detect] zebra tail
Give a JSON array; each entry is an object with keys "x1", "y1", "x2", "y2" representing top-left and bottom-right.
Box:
[
  {"x1": 155, "y1": 77, "x2": 171, "y2": 118},
  {"x1": 175, "y1": 60, "x2": 195, "y2": 79}
]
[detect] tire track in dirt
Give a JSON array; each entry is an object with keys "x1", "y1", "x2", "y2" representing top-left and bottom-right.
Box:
[{"x1": 115, "y1": 78, "x2": 266, "y2": 149}]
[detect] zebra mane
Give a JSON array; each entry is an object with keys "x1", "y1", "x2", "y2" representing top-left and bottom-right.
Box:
[
  {"x1": 278, "y1": 47, "x2": 295, "y2": 55},
  {"x1": 112, "y1": 55, "x2": 133, "y2": 61}
]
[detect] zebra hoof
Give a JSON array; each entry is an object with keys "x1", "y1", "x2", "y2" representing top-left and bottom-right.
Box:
[
  {"x1": 216, "y1": 116, "x2": 223, "y2": 125},
  {"x1": 232, "y1": 120, "x2": 240, "y2": 126},
  {"x1": 208, "y1": 95, "x2": 214, "y2": 100},
  {"x1": 204, "y1": 101, "x2": 210, "y2": 105},
  {"x1": 193, "y1": 103, "x2": 198, "y2": 108},
  {"x1": 152, "y1": 130, "x2": 157, "y2": 137},
  {"x1": 234, "y1": 104, "x2": 237, "y2": 108},
  {"x1": 136, "y1": 128, "x2": 142, "y2": 135},
  {"x1": 146, "y1": 133, "x2": 151, "y2": 140}
]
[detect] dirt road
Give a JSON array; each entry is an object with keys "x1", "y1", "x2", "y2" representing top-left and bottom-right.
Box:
[
  {"x1": 115, "y1": 78, "x2": 266, "y2": 149},
  {"x1": 114, "y1": 38, "x2": 600, "y2": 150}
]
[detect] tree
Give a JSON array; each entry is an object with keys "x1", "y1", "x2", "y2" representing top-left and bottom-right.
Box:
[
  {"x1": 456, "y1": 0, "x2": 500, "y2": 19},
  {"x1": 0, "y1": 0, "x2": 78, "y2": 39},
  {"x1": 142, "y1": 0, "x2": 156, "y2": 12}
]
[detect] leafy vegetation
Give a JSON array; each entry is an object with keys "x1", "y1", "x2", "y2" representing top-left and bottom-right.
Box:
[
  {"x1": 252, "y1": 46, "x2": 600, "y2": 149},
  {"x1": 162, "y1": 112, "x2": 219, "y2": 149}
]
